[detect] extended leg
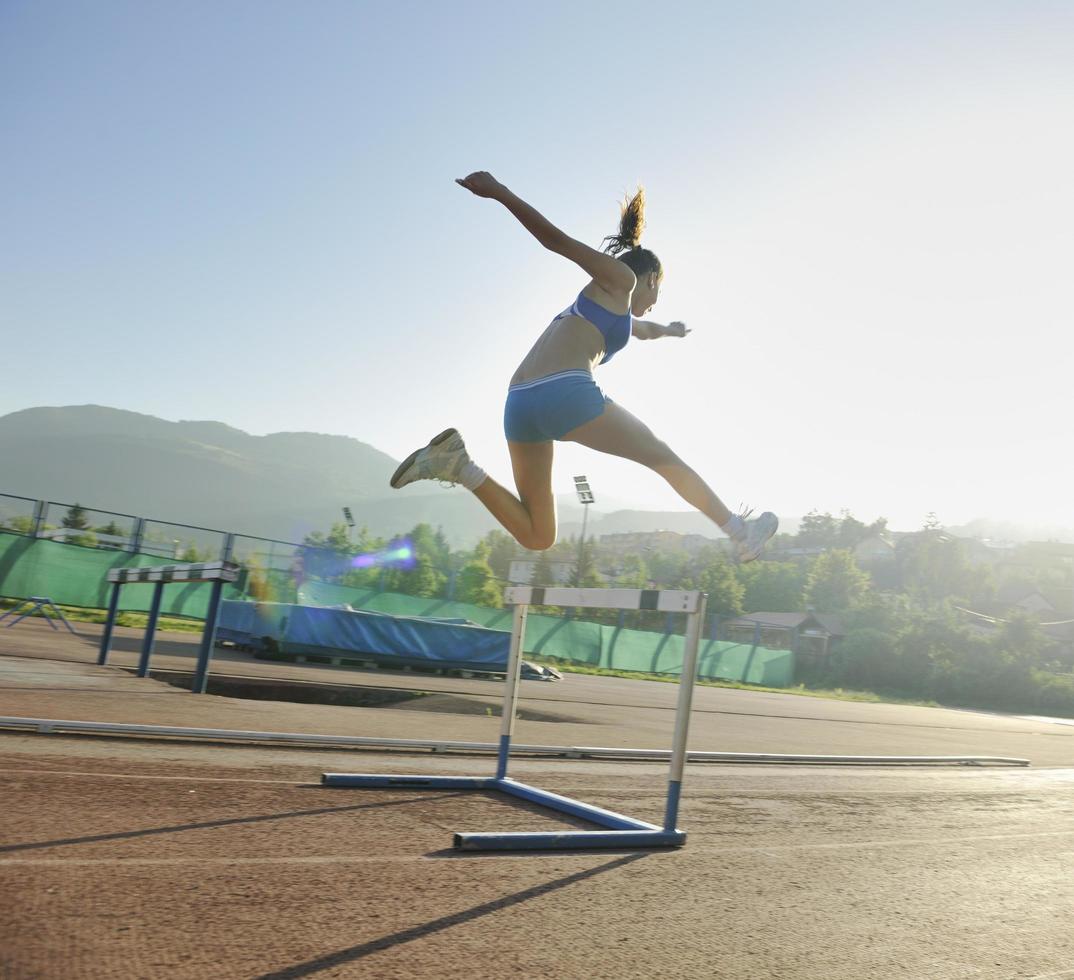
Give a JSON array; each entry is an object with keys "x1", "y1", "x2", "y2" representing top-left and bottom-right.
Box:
[
  {"x1": 565, "y1": 402, "x2": 734, "y2": 525},
  {"x1": 565, "y1": 402, "x2": 777, "y2": 559}
]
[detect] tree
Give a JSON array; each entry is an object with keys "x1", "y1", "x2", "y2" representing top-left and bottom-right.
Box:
[
  {"x1": 407, "y1": 523, "x2": 450, "y2": 571},
  {"x1": 61, "y1": 503, "x2": 91, "y2": 530},
  {"x1": 300, "y1": 522, "x2": 358, "y2": 581},
  {"x1": 59, "y1": 502, "x2": 96, "y2": 547},
  {"x1": 736, "y1": 561, "x2": 806, "y2": 613},
  {"x1": 568, "y1": 536, "x2": 603, "y2": 588},
  {"x1": 393, "y1": 556, "x2": 447, "y2": 598},
  {"x1": 95, "y1": 520, "x2": 125, "y2": 549},
  {"x1": 993, "y1": 611, "x2": 1048, "y2": 669},
  {"x1": 899, "y1": 534, "x2": 984, "y2": 606},
  {"x1": 803, "y1": 549, "x2": 871, "y2": 613},
  {"x1": 616, "y1": 552, "x2": 650, "y2": 589},
  {"x1": 685, "y1": 557, "x2": 744, "y2": 618},
  {"x1": 796, "y1": 510, "x2": 840, "y2": 549},
  {"x1": 797, "y1": 510, "x2": 887, "y2": 551},
  {"x1": 529, "y1": 548, "x2": 556, "y2": 586},
  {"x1": 455, "y1": 553, "x2": 503, "y2": 606},
  {"x1": 481, "y1": 530, "x2": 519, "y2": 582}
]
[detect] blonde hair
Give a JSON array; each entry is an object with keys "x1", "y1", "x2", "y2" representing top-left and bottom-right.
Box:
[{"x1": 601, "y1": 187, "x2": 662, "y2": 279}]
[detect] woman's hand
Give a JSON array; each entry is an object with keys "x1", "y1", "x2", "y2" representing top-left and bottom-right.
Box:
[
  {"x1": 664, "y1": 321, "x2": 690, "y2": 338},
  {"x1": 456, "y1": 171, "x2": 505, "y2": 199}
]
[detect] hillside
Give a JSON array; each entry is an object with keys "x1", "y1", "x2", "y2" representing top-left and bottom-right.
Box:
[{"x1": 0, "y1": 405, "x2": 505, "y2": 544}]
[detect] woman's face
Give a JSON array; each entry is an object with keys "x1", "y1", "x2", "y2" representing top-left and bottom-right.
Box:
[{"x1": 631, "y1": 271, "x2": 661, "y2": 317}]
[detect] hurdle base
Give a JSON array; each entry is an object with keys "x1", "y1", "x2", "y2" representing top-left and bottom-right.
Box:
[
  {"x1": 322, "y1": 774, "x2": 494, "y2": 790},
  {"x1": 322, "y1": 773, "x2": 672, "y2": 852},
  {"x1": 454, "y1": 829, "x2": 686, "y2": 851}
]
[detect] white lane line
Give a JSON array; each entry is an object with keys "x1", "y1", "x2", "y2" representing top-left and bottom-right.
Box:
[
  {"x1": 0, "y1": 856, "x2": 436, "y2": 867},
  {"x1": 6, "y1": 827, "x2": 1074, "y2": 867},
  {"x1": 0, "y1": 768, "x2": 314, "y2": 786},
  {"x1": 4, "y1": 767, "x2": 1074, "y2": 793}
]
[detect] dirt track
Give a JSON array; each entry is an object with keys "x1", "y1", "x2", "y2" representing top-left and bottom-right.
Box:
[
  {"x1": 3, "y1": 620, "x2": 1074, "y2": 978},
  {"x1": 4, "y1": 739, "x2": 1074, "y2": 979}
]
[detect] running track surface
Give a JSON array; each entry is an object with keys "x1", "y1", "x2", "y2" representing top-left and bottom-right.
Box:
[{"x1": 2, "y1": 620, "x2": 1074, "y2": 977}]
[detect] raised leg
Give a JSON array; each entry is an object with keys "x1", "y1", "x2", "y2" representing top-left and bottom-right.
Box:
[{"x1": 471, "y1": 440, "x2": 557, "y2": 551}]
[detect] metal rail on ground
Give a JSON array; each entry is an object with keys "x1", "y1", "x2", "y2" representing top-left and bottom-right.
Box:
[{"x1": 0, "y1": 714, "x2": 1032, "y2": 767}]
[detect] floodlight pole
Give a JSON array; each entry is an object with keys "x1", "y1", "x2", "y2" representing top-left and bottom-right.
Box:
[{"x1": 574, "y1": 475, "x2": 595, "y2": 585}]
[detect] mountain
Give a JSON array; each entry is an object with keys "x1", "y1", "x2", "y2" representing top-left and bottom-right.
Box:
[
  {"x1": 18, "y1": 405, "x2": 1059, "y2": 550},
  {"x1": 4, "y1": 405, "x2": 752, "y2": 548},
  {"x1": 947, "y1": 517, "x2": 1074, "y2": 545},
  {"x1": 0, "y1": 405, "x2": 504, "y2": 545}
]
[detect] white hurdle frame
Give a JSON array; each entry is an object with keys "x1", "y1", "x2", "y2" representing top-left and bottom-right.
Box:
[{"x1": 323, "y1": 586, "x2": 708, "y2": 851}]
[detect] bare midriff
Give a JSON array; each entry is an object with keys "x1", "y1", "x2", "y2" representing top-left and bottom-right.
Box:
[{"x1": 509, "y1": 282, "x2": 631, "y2": 386}]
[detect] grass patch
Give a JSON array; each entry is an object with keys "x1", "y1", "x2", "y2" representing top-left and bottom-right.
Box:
[
  {"x1": 530, "y1": 656, "x2": 939, "y2": 708},
  {"x1": 0, "y1": 597, "x2": 203, "y2": 633}
]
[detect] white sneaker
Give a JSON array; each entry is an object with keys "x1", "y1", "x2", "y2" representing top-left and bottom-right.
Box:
[
  {"x1": 390, "y1": 428, "x2": 469, "y2": 489},
  {"x1": 732, "y1": 511, "x2": 779, "y2": 563}
]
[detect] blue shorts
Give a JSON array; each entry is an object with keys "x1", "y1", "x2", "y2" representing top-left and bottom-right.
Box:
[{"x1": 503, "y1": 370, "x2": 609, "y2": 443}]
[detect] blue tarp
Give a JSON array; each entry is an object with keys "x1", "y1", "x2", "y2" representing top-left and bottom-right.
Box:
[
  {"x1": 218, "y1": 601, "x2": 293, "y2": 649},
  {"x1": 282, "y1": 604, "x2": 510, "y2": 671}
]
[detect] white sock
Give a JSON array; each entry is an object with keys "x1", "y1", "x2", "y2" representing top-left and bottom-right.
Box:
[
  {"x1": 720, "y1": 513, "x2": 745, "y2": 540},
  {"x1": 459, "y1": 460, "x2": 488, "y2": 491}
]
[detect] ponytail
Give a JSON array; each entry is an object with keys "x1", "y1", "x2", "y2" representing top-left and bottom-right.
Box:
[
  {"x1": 602, "y1": 187, "x2": 646, "y2": 255},
  {"x1": 602, "y1": 186, "x2": 662, "y2": 280}
]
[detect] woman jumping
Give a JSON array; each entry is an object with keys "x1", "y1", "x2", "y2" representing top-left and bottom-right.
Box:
[{"x1": 390, "y1": 172, "x2": 778, "y2": 562}]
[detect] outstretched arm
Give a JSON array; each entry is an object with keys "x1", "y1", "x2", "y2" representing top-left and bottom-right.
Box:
[
  {"x1": 456, "y1": 172, "x2": 636, "y2": 294},
  {"x1": 632, "y1": 320, "x2": 690, "y2": 340}
]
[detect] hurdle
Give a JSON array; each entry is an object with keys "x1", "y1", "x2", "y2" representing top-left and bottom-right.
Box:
[
  {"x1": 97, "y1": 561, "x2": 241, "y2": 693},
  {"x1": 0, "y1": 596, "x2": 78, "y2": 635},
  {"x1": 324, "y1": 586, "x2": 708, "y2": 851}
]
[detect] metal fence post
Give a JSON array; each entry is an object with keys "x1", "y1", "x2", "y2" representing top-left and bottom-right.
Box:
[
  {"x1": 129, "y1": 518, "x2": 145, "y2": 554},
  {"x1": 31, "y1": 500, "x2": 47, "y2": 538}
]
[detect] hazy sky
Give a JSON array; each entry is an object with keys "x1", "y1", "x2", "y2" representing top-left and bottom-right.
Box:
[{"x1": 3, "y1": 1, "x2": 1071, "y2": 532}]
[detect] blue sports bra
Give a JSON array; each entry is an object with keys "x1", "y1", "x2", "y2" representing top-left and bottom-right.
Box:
[{"x1": 554, "y1": 290, "x2": 632, "y2": 365}]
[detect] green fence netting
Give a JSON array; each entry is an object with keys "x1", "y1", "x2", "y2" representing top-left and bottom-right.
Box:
[
  {"x1": 0, "y1": 532, "x2": 246, "y2": 618},
  {"x1": 297, "y1": 580, "x2": 793, "y2": 686},
  {"x1": 0, "y1": 532, "x2": 794, "y2": 686}
]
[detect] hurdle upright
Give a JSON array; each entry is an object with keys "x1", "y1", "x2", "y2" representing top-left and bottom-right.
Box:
[{"x1": 324, "y1": 585, "x2": 708, "y2": 851}]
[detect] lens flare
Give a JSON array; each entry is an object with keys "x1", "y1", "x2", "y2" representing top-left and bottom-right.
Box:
[{"x1": 350, "y1": 538, "x2": 415, "y2": 571}]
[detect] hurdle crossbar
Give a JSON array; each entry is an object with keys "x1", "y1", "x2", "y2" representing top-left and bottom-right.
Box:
[
  {"x1": 98, "y1": 561, "x2": 240, "y2": 693},
  {"x1": 323, "y1": 586, "x2": 709, "y2": 851}
]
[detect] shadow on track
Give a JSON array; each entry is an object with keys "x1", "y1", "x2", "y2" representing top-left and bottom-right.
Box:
[
  {"x1": 0, "y1": 793, "x2": 461, "y2": 853},
  {"x1": 253, "y1": 853, "x2": 649, "y2": 979}
]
